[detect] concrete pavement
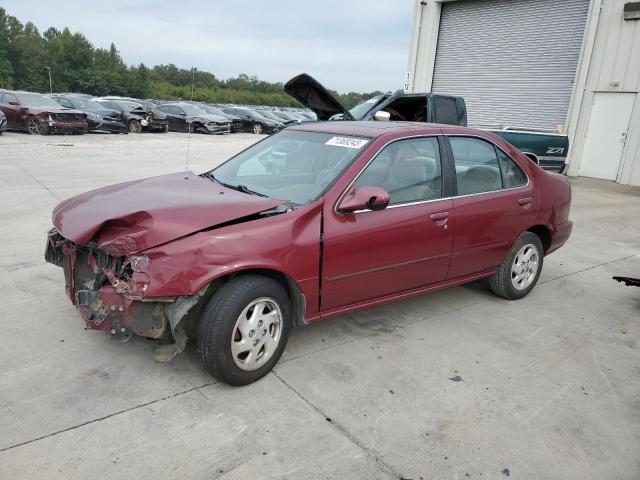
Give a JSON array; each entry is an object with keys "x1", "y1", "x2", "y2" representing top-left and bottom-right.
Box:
[{"x1": 0, "y1": 131, "x2": 638, "y2": 479}]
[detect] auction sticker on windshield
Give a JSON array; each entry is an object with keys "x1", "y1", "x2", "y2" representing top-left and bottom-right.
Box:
[{"x1": 325, "y1": 136, "x2": 369, "y2": 149}]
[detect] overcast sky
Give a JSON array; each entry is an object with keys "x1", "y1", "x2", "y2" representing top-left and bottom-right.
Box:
[{"x1": 3, "y1": 0, "x2": 414, "y2": 93}]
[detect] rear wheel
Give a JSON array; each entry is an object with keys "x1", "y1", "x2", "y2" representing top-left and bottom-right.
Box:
[
  {"x1": 28, "y1": 116, "x2": 48, "y2": 135},
  {"x1": 198, "y1": 275, "x2": 291, "y2": 385},
  {"x1": 489, "y1": 231, "x2": 544, "y2": 300},
  {"x1": 128, "y1": 120, "x2": 142, "y2": 133}
]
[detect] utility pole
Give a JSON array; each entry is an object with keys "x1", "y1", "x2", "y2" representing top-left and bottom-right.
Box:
[{"x1": 45, "y1": 66, "x2": 52, "y2": 93}]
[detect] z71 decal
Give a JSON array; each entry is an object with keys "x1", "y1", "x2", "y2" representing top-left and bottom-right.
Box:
[{"x1": 545, "y1": 147, "x2": 565, "y2": 155}]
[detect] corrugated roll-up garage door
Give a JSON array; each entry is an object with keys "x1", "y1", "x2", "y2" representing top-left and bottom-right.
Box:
[{"x1": 432, "y1": 0, "x2": 589, "y2": 131}]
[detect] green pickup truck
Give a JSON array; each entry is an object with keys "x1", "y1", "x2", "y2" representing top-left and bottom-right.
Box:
[{"x1": 285, "y1": 74, "x2": 568, "y2": 173}]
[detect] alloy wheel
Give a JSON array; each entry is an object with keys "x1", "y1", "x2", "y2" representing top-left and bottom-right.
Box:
[
  {"x1": 253, "y1": 123, "x2": 264, "y2": 134},
  {"x1": 510, "y1": 244, "x2": 539, "y2": 291},
  {"x1": 231, "y1": 297, "x2": 282, "y2": 371},
  {"x1": 129, "y1": 120, "x2": 142, "y2": 133},
  {"x1": 28, "y1": 117, "x2": 44, "y2": 135}
]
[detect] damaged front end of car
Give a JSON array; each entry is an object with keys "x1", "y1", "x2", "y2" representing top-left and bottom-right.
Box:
[{"x1": 45, "y1": 228, "x2": 204, "y2": 360}]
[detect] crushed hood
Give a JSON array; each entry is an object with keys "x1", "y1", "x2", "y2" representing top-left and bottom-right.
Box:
[
  {"x1": 52, "y1": 171, "x2": 286, "y2": 255},
  {"x1": 284, "y1": 73, "x2": 353, "y2": 121}
]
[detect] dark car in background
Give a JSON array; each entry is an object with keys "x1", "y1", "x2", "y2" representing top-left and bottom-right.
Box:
[
  {"x1": 0, "y1": 110, "x2": 6, "y2": 134},
  {"x1": 186, "y1": 102, "x2": 245, "y2": 132},
  {"x1": 157, "y1": 102, "x2": 231, "y2": 134},
  {"x1": 222, "y1": 106, "x2": 282, "y2": 134},
  {"x1": 51, "y1": 94, "x2": 127, "y2": 133},
  {"x1": 97, "y1": 99, "x2": 168, "y2": 133},
  {"x1": 256, "y1": 108, "x2": 298, "y2": 127},
  {"x1": 0, "y1": 90, "x2": 87, "y2": 135},
  {"x1": 270, "y1": 110, "x2": 304, "y2": 125}
]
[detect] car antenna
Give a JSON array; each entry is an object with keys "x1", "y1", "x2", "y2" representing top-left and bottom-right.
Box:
[{"x1": 184, "y1": 66, "x2": 196, "y2": 179}]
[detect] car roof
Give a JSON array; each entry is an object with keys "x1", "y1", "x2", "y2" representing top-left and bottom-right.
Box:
[
  {"x1": 288, "y1": 120, "x2": 495, "y2": 141},
  {"x1": 288, "y1": 120, "x2": 444, "y2": 138}
]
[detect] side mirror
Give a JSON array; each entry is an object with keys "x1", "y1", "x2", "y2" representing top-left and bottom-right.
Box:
[
  {"x1": 373, "y1": 110, "x2": 391, "y2": 122},
  {"x1": 8, "y1": 101, "x2": 19, "y2": 106},
  {"x1": 339, "y1": 186, "x2": 390, "y2": 213}
]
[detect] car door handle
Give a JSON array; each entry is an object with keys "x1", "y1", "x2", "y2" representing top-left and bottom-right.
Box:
[
  {"x1": 430, "y1": 212, "x2": 449, "y2": 228},
  {"x1": 517, "y1": 197, "x2": 533, "y2": 206},
  {"x1": 430, "y1": 212, "x2": 449, "y2": 220}
]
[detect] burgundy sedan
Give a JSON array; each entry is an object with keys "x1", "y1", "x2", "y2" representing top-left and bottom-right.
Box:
[
  {"x1": 0, "y1": 90, "x2": 87, "y2": 135},
  {"x1": 45, "y1": 121, "x2": 572, "y2": 385}
]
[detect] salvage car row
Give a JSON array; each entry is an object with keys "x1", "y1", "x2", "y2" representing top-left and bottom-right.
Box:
[{"x1": 0, "y1": 88, "x2": 316, "y2": 136}]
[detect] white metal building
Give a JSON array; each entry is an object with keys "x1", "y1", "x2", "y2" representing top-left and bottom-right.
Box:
[{"x1": 407, "y1": 0, "x2": 640, "y2": 186}]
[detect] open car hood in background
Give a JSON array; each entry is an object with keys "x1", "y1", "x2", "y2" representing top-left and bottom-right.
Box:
[{"x1": 284, "y1": 73, "x2": 353, "y2": 121}]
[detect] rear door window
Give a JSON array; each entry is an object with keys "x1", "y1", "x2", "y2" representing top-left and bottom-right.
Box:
[
  {"x1": 449, "y1": 137, "x2": 502, "y2": 195},
  {"x1": 449, "y1": 137, "x2": 527, "y2": 195}
]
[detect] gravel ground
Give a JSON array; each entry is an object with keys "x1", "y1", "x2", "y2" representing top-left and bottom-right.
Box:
[{"x1": 0, "y1": 130, "x2": 639, "y2": 480}]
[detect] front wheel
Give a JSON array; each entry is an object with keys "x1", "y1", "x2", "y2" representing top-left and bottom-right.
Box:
[
  {"x1": 128, "y1": 120, "x2": 142, "y2": 133},
  {"x1": 253, "y1": 123, "x2": 264, "y2": 134},
  {"x1": 28, "y1": 116, "x2": 48, "y2": 135},
  {"x1": 198, "y1": 275, "x2": 291, "y2": 385},
  {"x1": 489, "y1": 231, "x2": 544, "y2": 300}
]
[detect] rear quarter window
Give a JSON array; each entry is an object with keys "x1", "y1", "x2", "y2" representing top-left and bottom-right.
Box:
[{"x1": 497, "y1": 150, "x2": 527, "y2": 188}]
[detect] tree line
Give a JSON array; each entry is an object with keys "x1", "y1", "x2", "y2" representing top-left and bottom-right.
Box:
[{"x1": 0, "y1": 8, "x2": 382, "y2": 108}]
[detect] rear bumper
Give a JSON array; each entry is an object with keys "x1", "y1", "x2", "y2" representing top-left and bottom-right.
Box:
[{"x1": 547, "y1": 220, "x2": 573, "y2": 255}]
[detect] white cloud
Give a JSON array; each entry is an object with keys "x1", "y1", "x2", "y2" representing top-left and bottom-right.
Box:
[{"x1": 3, "y1": 0, "x2": 413, "y2": 92}]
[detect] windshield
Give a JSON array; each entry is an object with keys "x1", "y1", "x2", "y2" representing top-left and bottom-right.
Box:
[
  {"x1": 180, "y1": 104, "x2": 207, "y2": 115},
  {"x1": 119, "y1": 100, "x2": 144, "y2": 111},
  {"x1": 211, "y1": 130, "x2": 370, "y2": 205},
  {"x1": 16, "y1": 93, "x2": 61, "y2": 108},
  {"x1": 70, "y1": 97, "x2": 103, "y2": 109},
  {"x1": 202, "y1": 105, "x2": 226, "y2": 116},
  {"x1": 257, "y1": 110, "x2": 281, "y2": 121},
  {"x1": 348, "y1": 95, "x2": 386, "y2": 120},
  {"x1": 272, "y1": 111, "x2": 291, "y2": 120},
  {"x1": 247, "y1": 109, "x2": 270, "y2": 121}
]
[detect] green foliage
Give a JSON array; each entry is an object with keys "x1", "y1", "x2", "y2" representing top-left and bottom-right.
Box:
[{"x1": 0, "y1": 8, "x2": 377, "y2": 108}]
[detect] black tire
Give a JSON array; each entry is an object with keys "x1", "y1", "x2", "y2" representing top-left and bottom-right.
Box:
[
  {"x1": 253, "y1": 123, "x2": 264, "y2": 134},
  {"x1": 489, "y1": 231, "x2": 544, "y2": 300},
  {"x1": 162, "y1": 124, "x2": 169, "y2": 133},
  {"x1": 198, "y1": 275, "x2": 291, "y2": 386},
  {"x1": 128, "y1": 120, "x2": 142, "y2": 133}
]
